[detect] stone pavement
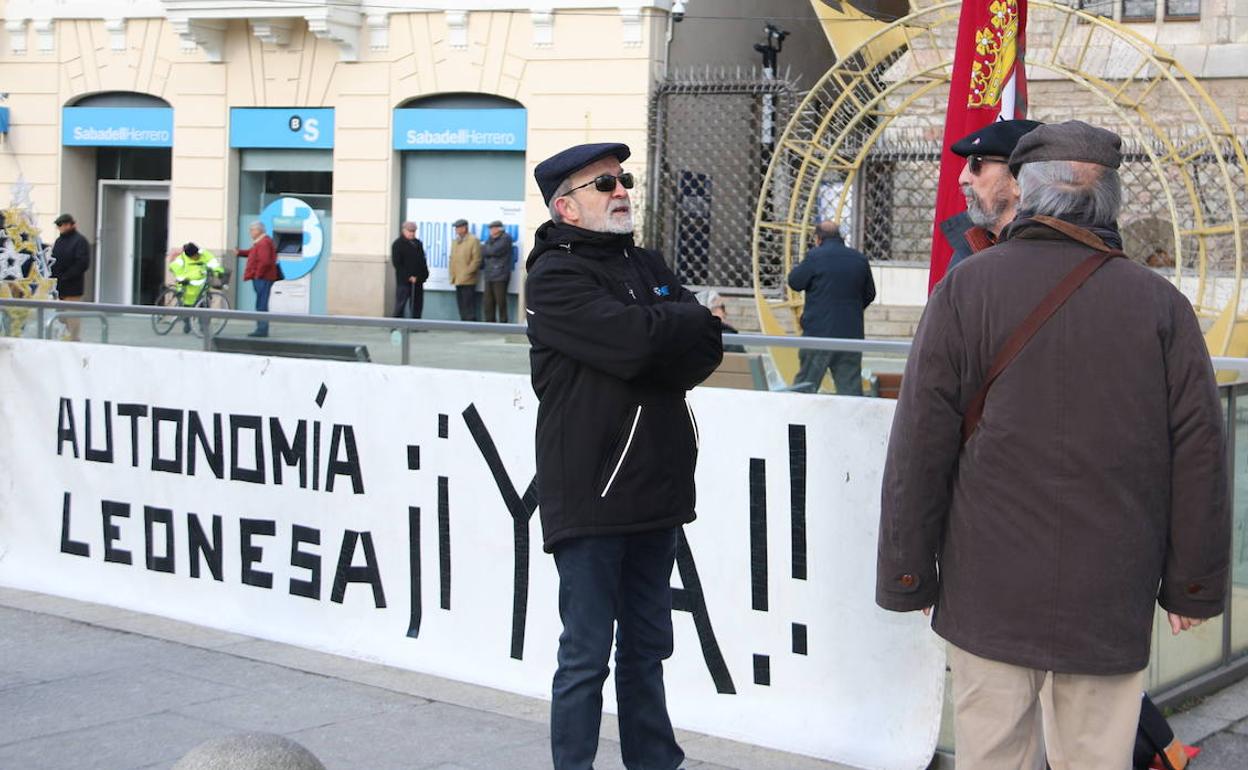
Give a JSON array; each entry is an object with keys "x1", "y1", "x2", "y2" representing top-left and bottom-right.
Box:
[
  {"x1": 0, "y1": 587, "x2": 855, "y2": 770},
  {"x1": 1169, "y1": 677, "x2": 1248, "y2": 769},
  {"x1": 6, "y1": 583, "x2": 1248, "y2": 770}
]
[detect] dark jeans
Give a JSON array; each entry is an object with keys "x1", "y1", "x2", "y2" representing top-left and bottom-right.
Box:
[
  {"x1": 251, "y1": 279, "x2": 273, "y2": 336},
  {"x1": 796, "y1": 348, "x2": 864, "y2": 395},
  {"x1": 551, "y1": 529, "x2": 683, "y2": 770},
  {"x1": 394, "y1": 281, "x2": 424, "y2": 319},
  {"x1": 482, "y1": 280, "x2": 509, "y2": 323},
  {"x1": 455, "y1": 285, "x2": 478, "y2": 321}
]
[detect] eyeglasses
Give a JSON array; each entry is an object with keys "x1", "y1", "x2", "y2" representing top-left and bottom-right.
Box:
[
  {"x1": 565, "y1": 172, "x2": 635, "y2": 195},
  {"x1": 968, "y1": 155, "x2": 1009, "y2": 176}
]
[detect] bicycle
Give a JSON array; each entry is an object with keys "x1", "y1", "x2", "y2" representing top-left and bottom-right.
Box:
[{"x1": 152, "y1": 271, "x2": 231, "y2": 337}]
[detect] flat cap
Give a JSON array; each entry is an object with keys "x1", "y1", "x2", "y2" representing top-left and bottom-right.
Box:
[
  {"x1": 488, "y1": 219, "x2": 504, "y2": 228},
  {"x1": 950, "y1": 119, "x2": 1042, "y2": 159},
  {"x1": 452, "y1": 218, "x2": 468, "y2": 228},
  {"x1": 534, "y1": 142, "x2": 631, "y2": 204},
  {"x1": 53, "y1": 213, "x2": 75, "y2": 226},
  {"x1": 1009, "y1": 120, "x2": 1122, "y2": 176}
]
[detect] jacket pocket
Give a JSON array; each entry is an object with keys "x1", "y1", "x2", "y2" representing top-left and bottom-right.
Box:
[{"x1": 599, "y1": 405, "x2": 643, "y2": 498}]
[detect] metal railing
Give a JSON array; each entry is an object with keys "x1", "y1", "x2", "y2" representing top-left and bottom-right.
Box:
[{"x1": 6, "y1": 298, "x2": 1248, "y2": 375}]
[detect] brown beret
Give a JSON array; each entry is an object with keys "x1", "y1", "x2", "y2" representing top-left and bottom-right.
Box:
[{"x1": 1008, "y1": 120, "x2": 1122, "y2": 176}]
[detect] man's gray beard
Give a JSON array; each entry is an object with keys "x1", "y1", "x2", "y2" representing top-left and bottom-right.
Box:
[
  {"x1": 964, "y1": 188, "x2": 1009, "y2": 230},
  {"x1": 604, "y1": 211, "x2": 634, "y2": 234}
]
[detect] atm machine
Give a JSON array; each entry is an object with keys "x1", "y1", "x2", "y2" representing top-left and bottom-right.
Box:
[
  {"x1": 268, "y1": 215, "x2": 310, "y2": 314},
  {"x1": 272, "y1": 216, "x2": 305, "y2": 257}
]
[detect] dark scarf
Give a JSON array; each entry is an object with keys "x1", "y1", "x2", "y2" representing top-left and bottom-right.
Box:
[{"x1": 1004, "y1": 211, "x2": 1123, "y2": 251}]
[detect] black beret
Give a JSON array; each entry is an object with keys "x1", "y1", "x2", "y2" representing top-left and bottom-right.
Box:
[
  {"x1": 1009, "y1": 120, "x2": 1122, "y2": 176},
  {"x1": 534, "y1": 142, "x2": 631, "y2": 204},
  {"x1": 951, "y1": 119, "x2": 1043, "y2": 159}
]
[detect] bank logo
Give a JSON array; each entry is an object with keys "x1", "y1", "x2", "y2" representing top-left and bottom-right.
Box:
[{"x1": 288, "y1": 114, "x2": 320, "y2": 144}]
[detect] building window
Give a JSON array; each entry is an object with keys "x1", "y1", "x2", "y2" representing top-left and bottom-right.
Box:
[
  {"x1": 1165, "y1": 0, "x2": 1199, "y2": 19},
  {"x1": 1121, "y1": 0, "x2": 1157, "y2": 20},
  {"x1": 1076, "y1": 0, "x2": 1114, "y2": 17}
]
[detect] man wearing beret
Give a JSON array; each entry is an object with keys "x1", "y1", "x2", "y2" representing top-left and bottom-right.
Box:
[
  {"x1": 878, "y1": 120, "x2": 1228, "y2": 768},
  {"x1": 941, "y1": 119, "x2": 1041, "y2": 271},
  {"x1": 448, "y1": 217, "x2": 481, "y2": 321},
  {"x1": 526, "y1": 142, "x2": 723, "y2": 770}
]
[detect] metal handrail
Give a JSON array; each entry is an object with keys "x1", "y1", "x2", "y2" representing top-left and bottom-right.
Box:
[
  {"x1": 44, "y1": 311, "x2": 110, "y2": 343},
  {"x1": 5, "y1": 297, "x2": 1248, "y2": 373}
]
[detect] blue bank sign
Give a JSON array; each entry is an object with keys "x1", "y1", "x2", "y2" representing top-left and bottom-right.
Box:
[
  {"x1": 62, "y1": 107, "x2": 173, "y2": 147},
  {"x1": 393, "y1": 108, "x2": 526, "y2": 152},
  {"x1": 230, "y1": 108, "x2": 334, "y2": 149}
]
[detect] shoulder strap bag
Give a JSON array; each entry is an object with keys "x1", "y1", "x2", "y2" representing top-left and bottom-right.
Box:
[{"x1": 960, "y1": 215, "x2": 1125, "y2": 446}]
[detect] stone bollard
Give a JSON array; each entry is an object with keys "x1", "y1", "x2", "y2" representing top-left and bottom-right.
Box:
[{"x1": 173, "y1": 733, "x2": 327, "y2": 770}]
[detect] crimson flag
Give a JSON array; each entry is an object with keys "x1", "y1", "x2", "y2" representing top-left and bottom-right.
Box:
[{"x1": 927, "y1": 0, "x2": 1029, "y2": 291}]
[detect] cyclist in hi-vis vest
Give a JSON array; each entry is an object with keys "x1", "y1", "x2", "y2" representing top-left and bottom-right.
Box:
[{"x1": 168, "y1": 242, "x2": 224, "y2": 306}]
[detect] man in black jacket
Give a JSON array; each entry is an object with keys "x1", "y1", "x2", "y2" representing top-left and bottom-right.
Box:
[
  {"x1": 390, "y1": 221, "x2": 428, "y2": 318},
  {"x1": 51, "y1": 213, "x2": 92, "y2": 340},
  {"x1": 787, "y1": 221, "x2": 876, "y2": 395},
  {"x1": 527, "y1": 142, "x2": 723, "y2": 770}
]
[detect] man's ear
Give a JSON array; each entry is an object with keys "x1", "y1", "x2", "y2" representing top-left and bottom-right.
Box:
[{"x1": 553, "y1": 196, "x2": 578, "y2": 224}]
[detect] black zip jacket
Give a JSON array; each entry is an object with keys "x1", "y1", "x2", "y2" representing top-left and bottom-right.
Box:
[{"x1": 525, "y1": 221, "x2": 723, "y2": 551}]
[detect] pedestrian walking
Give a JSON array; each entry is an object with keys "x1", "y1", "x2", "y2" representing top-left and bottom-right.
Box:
[
  {"x1": 787, "y1": 221, "x2": 875, "y2": 395},
  {"x1": 51, "y1": 213, "x2": 91, "y2": 340}
]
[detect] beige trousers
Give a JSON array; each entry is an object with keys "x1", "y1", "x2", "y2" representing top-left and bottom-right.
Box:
[
  {"x1": 948, "y1": 643, "x2": 1145, "y2": 770},
  {"x1": 60, "y1": 294, "x2": 83, "y2": 340}
]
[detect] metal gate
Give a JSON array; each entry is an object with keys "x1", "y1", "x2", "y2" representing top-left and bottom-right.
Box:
[{"x1": 646, "y1": 70, "x2": 798, "y2": 290}]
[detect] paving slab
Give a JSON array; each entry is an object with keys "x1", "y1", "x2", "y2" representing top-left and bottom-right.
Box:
[
  {"x1": 1192, "y1": 731, "x2": 1248, "y2": 770},
  {"x1": 0, "y1": 711, "x2": 234, "y2": 770},
  {"x1": 1170, "y1": 711, "x2": 1233, "y2": 746},
  {"x1": 1189, "y1": 677, "x2": 1248, "y2": 722},
  {"x1": 0, "y1": 588, "x2": 861, "y2": 769}
]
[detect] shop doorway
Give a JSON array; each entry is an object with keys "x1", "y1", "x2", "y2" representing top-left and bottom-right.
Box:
[{"x1": 95, "y1": 181, "x2": 170, "y2": 305}]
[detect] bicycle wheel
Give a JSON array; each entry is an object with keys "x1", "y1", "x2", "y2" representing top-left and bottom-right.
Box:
[
  {"x1": 201, "y1": 290, "x2": 230, "y2": 337},
  {"x1": 151, "y1": 287, "x2": 181, "y2": 335}
]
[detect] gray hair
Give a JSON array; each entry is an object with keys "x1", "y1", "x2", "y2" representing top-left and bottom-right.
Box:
[
  {"x1": 548, "y1": 176, "x2": 576, "y2": 223},
  {"x1": 1017, "y1": 160, "x2": 1121, "y2": 227},
  {"x1": 249, "y1": 220, "x2": 266, "y2": 233}
]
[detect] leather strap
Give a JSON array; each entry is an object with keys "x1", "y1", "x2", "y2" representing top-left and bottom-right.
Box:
[{"x1": 960, "y1": 219, "x2": 1124, "y2": 446}]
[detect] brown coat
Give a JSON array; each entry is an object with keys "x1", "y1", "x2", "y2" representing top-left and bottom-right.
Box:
[
  {"x1": 876, "y1": 219, "x2": 1229, "y2": 675},
  {"x1": 449, "y1": 234, "x2": 482, "y2": 286}
]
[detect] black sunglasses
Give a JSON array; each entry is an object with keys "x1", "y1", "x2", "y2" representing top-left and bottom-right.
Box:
[
  {"x1": 565, "y1": 172, "x2": 635, "y2": 195},
  {"x1": 968, "y1": 154, "x2": 1009, "y2": 176}
]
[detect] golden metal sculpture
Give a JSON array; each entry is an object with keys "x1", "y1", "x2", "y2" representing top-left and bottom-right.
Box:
[{"x1": 761, "y1": 1, "x2": 1248, "y2": 381}]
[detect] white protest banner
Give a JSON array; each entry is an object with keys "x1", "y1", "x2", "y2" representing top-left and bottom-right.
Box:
[
  {"x1": 0, "y1": 339, "x2": 944, "y2": 770},
  {"x1": 406, "y1": 199, "x2": 524, "y2": 292}
]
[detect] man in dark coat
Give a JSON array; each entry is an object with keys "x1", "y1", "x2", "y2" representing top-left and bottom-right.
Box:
[
  {"x1": 390, "y1": 221, "x2": 428, "y2": 319},
  {"x1": 941, "y1": 119, "x2": 1042, "y2": 271},
  {"x1": 787, "y1": 221, "x2": 876, "y2": 395},
  {"x1": 876, "y1": 121, "x2": 1229, "y2": 769},
  {"x1": 526, "y1": 142, "x2": 722, "y2": 770},
  {"x1": 51, "y1": 213, "x2": 92, "y2": 340},
  {"x1": 480, "y1": 220, "x2": 513, "y2": 322}
]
